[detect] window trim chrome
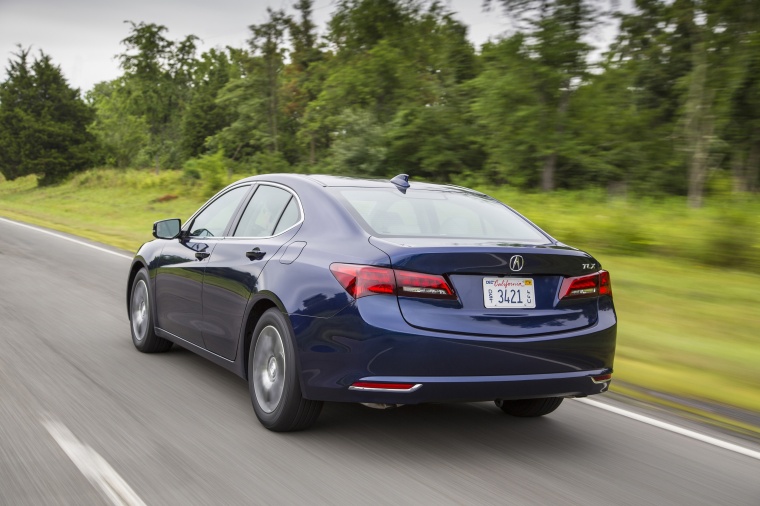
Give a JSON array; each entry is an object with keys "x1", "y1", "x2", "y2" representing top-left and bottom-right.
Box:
[
  {"x1": 182, "y1": 183, "x2": 253, "y2": 238},
  {"x1": 230, "y1": 181, "x2": 305, "y2": 239}
]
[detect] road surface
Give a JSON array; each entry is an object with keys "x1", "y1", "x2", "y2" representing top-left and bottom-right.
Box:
[{"x1": 1, "y1": 217, "x2": 758, "y2": 505}]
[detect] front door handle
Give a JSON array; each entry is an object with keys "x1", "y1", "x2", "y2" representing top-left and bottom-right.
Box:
[
  {"x1": 195, "y1": 251, "x2": 210, "y2": 260},
  {"x1": 246, "y1": 247, "x2": 266, "y2": 261}
]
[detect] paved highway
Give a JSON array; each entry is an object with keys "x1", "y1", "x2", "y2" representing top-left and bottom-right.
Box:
[{"x1": 1, "y1": 217, "x2": 758, "y2": 505}]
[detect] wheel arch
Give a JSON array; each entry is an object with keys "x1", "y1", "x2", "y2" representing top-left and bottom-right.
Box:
[
  {"x1": 240, "y1": 294, "x2": 287, "y2": 381},
  {"x1": 126, "y1": 259, "x2": 149, "y2": 317}
]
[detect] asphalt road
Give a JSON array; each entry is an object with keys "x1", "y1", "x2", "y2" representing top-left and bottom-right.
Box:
[{"x1": 1, "y1": 217, "x2": 759, "y2": 506}]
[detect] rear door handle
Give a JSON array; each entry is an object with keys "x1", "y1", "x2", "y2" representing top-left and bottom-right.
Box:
[
  {"x1": 246, "y1": 247, "x2": 266, "y2": 261},
  {"x1": 195, "y1": 251, "x2": 210, "y2": 260}
]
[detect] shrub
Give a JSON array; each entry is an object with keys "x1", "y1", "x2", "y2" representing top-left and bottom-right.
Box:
[{"x1": 183, "y1": 151, "x2": 229, "y2": 197}]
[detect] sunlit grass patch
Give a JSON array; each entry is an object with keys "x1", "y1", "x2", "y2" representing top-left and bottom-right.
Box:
[
  {"x1": 0, "y1": 168, "x2": 206, "y2": 250},
  {"x1": 603, "y1": 255, "x2": 760, "y2": 413},
  {"x1": 483, "y1": 186, "x2": 760, "y2": 273}
]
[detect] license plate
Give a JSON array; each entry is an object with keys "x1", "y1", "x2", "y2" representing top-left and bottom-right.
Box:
[{"x1": 483, "y1": 277, "x2": 536, "y2": 308}]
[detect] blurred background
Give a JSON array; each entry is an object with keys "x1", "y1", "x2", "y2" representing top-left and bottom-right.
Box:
[{"x1": 1, "y1": 0, "x2": 758, "y2": 435}]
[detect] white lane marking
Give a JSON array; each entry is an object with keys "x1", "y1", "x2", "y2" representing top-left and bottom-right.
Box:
[
  {"x1": 8, "y1": 218, "x2": 759, "y2": 461},
  {"x1": 0, "y1": 217, "x2": 132, "y2": 260},
  {"x1": 576, "y1": 398, "x2": 760, "y2": 461},
  {"x1": 42, "y1": 419, "x2": 147, "y2": 506}
]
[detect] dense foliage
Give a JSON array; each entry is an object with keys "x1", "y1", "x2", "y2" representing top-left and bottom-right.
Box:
[
  {"x1": 1, "y1": 0, "x2": 759, "y2": 203},
  {"x1": 0, "y1": 47, "x2": 95, "y2": 185}
]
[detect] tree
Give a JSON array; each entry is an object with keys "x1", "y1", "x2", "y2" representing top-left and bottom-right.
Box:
[
  {"x1": 87, "y1": 79, "x2": 150, "y2": 168},
  {"x1": 249, "y1": 9, "x2": 291, "y2": 154},
  {"x1": 470, "y1": 35, "x2": 556, "y2": 188},
  {"x1": 318, "y1": 0, "x2": 427, "y2": 121},
  {"x1": 328, "y1": 108, "x2": 388, "y2": 175},
  {"x1": 180, "y1": 48, "x2": 239, "y2": 159},
  {"x1": 726, "y1": 30, "x2": 760, "y2": 193},
  {"x1": 482, "y1": 0, "x2": 602, "y2": 191},
  {"x1": 386, "y1": 101, "x2": 486, "y2": 182},
  {"x1": 306, "y1": 0, "x2": 480, "y2": 174},
  {"x1": 117, "y1": 21, "x2": 199, "y2": 171},
  {"x1": 208, "y1": 10, "x2": 291, "y2": 167},
  {"x1": 284, "y1": 0, "x2": 326, "y2": 165},
  {"x1": 603, "y1": 0, "x2": 760, "y2": 203},
  {"x1": 591, "y1": 0, "x2": 695, "y2": 195},
  {"x1": 0, "y1": 47, "x2": 95, "y2": 185},
  {"x1": 714, "y1": 0, "x2": 760, "y2": 194},
  {"x1": 385, "y1": 8, "x2": 483, "y2": 181}
]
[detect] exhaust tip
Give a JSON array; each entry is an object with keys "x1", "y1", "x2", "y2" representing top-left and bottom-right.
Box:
[{"x1": 361, "y1": 403, "x2": 401, "y2": 410}]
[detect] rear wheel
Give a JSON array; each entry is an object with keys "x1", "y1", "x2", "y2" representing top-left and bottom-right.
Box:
[
  {"x1": 248, "y1": 308, "x2": 322, "y2": 431},
  {"x1": 495, "y1": 397, "x2": 563, "y2": 417},
  {"x1": 129, "y1": 269, "x2": 173, "y2": 353}
]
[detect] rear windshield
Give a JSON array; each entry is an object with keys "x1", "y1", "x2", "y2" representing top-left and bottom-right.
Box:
[{"x1": 332, "y1": 188, "x2": 550, "y2": 243}]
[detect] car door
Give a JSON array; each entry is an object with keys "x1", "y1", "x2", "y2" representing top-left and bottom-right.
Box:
[
  {"x1": 200, "y1": 183, "x2": 303, "y2": 359},
  {"x1": 154, "y1": 184, "x2": 252, "y2": 347}
]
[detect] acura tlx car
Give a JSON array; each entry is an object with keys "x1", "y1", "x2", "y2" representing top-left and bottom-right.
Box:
[{"x1": 127, "y1": 174, "x2": 616, "y2": 431}]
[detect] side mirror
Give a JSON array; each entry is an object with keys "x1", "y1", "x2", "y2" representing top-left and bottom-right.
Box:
[{"x1": 153, "y1": 219, "x2": 181, "y2": 239}]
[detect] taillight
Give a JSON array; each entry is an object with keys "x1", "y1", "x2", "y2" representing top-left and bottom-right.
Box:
[
  {"x1": 395, "y1": 270, "x2": 456, "y2": 299},
  {"x1": 330, "y1": 263, "x2": 456, "y2": 300},
  {"x1": 599, "y1": 270, "x2": 611, "y2": 296},
  {"x1": 559, "y1": 270, "x2": 612, "y2": 300},
  {"x1": 329, "y1": 264, "x2": 394, "y2": 298}
]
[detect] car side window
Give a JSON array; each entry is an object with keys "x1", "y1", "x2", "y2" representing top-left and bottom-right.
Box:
[
  {"x1": 188, "y1": 186, "x2": 250, "y2": 238},
  {"x1": 234, "y1": 185, "x2": 298, "y2": 237},
  {"x1": 273, "y1": 197, "x2": 300, "y2": 235}
]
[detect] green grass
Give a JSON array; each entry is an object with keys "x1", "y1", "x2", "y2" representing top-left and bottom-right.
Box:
[
  {"x1": 483, "y1": 186, "x2": 760, "y2": 273},
  {"x1": 0, "y1": 170, "x2": 210, "y2": 250},
  {"x1": 602, "y1": 255, "x2": 760, "y2": 413},
  {"x1": 2, "y1": 169, "x2": 759, "y2": 422}
]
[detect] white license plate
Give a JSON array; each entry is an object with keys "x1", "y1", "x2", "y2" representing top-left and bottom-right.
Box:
[{"x1": 483, "y1": 277, "x2": 536, "y2": 308}]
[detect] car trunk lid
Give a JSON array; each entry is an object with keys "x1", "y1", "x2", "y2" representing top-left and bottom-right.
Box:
[{"x1": 369, "y1": 237, "x2": 601, "y2": 337}]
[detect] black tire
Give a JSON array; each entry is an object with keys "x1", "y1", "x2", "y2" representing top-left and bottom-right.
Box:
[
  {"x1": 129, "y1": 269, "x2": 173, "y2": 353},
  {"x1": 495, "y1": 397, "x2": 563, "y2": 417},
  {"x1": 248, "y1": 308, "x2": 323, "y2": 431}
]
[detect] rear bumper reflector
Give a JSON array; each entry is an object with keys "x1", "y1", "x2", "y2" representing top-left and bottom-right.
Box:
[
  {"x1": 591, "y1": 374, "x2": 612, "y2": 383},
  {"x1": 349, "y1": 382, "x2": 423, "y2": 393}
]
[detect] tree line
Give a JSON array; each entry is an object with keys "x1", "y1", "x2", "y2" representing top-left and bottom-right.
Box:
[{"x1": 1, "y1": 0, "x2": 758, "y2": 206}]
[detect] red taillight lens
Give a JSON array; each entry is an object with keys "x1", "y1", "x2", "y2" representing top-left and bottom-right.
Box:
[
  {"x1": 350, "y1": 381, "x2": 420, "y2": 391},
  {"x1": 330, "y1": 263, "x2": 456, "y2": 300},
  {"x1": 330, "y1": 264, "x2": 394, "y2": 298},
  {"x1": 395, "y1": 270, "x2": 456, "y2": 299},
  {"x1": 559, "y1": 270, "x2": 612, "y2": 300},
  {"x1": 599, "y1": 270, "x2": 612, "y2": 296},
  {"x1": 591, "y1": 373, "x2": 612, "y2": 383}
]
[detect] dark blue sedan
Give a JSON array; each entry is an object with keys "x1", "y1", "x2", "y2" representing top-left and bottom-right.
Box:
[{"x1": 127, "y1": 174, "x2": 616, "y2": 431}]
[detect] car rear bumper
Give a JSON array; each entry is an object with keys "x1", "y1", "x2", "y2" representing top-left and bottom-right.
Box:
[
  {"x1": 338, "y1": 370, "x2": 612, "y2": 404},
  {"x1": 290, "y1": 295, "x2": 616, "y2": 404}
]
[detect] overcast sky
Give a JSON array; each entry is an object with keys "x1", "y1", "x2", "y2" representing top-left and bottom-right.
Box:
[{"x1": 0, "y1": 0, "x2": 620, "y2": 93}]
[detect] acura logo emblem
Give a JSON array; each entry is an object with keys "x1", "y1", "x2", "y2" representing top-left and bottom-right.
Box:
[{"x1": 509, "y1": 255, "x2": 524, "y2": 272}]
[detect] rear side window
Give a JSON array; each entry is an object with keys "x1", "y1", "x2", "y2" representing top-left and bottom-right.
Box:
[
  {"x1": 273, "y1": 198, "x2": 300, "y2": 235},
  {"x1": 333, "y1": 188, "x2": 549, "y2": 243},
  {"x1": 234, "y1": 185, "x2": 300, "y2": 237}
]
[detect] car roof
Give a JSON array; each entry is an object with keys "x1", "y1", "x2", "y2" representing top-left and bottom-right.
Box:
[{"x1": 239, "y1": 173, "x2": 485, "y2": 195}]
